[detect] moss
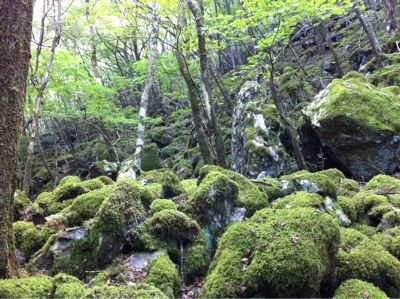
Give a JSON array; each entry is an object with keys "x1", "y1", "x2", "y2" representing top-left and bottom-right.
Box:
[
  {"x1": 305, "y1": 78, "x2": 400, "y2": 133},
  {"x1": 172, "y1": 159, "x2": 193, "y2": 179},
  {"x1": 139, "y1": 169, "x2": 184, "y2": 198},
  {"x1": 160, "y1": 144, "x2": 181, "y2": 158},
  {"x1": 378, "y1": 210, "x2": 400, "y2": 231},
  {"x1": 150, "y1": 199, "x2": 176, "y2": 214},
  {"x1": 62, "y1": 187, "x2": 110, "y2": 226},
  {"x1": 35, "y1": 192, "x2": 67, "y2": 216},
  {"x1": 142, "y1": 143, "x2": 161, "y2": 171},
  {"x1": 353, "y1": 191, "x2": 389, "y2": 223},
  {"x1": 334, "y1": 279, "x2": 388, "y2": 299},
  {"x1": 272, "y1": 191, "x2": 323, "y2": 209},
  {"x1": 183, "y1": 231, "x2": 209, "y2": 281},
  {"x1": 365, "y1": 174, "x2": 400, "y2": 193},
  {"x1": 145, "y1": 254, "x2": 181, "y2": 298},
  {"x1": 337, "y1": 196, "x2": 356, "y2": 222},
  {"x1": 338, "y1": 178, "x2": 360, "y2": 197},
  {"x1": 14, "y1": 190, "x2": 31, "y2": 220},
  {"x1": 53, "y1": 181, "x2": 86, "y2": 203},
  {"x1": 369, "y1": 63, "x2": 400, "y2": 88},
  {"x1": 58, "y1": 176, "x2": 81, "y2": 187},
  {"x1": 201, "y1": 207, "x2": 340, "y2": 298},
  {"x1": 79, "y1": 178, "x2": 105, "y2": 191},
  {"x1": 336, "y1": 228, "x2": 400, "y2": 297},
  {"x1": 253, "y1": 178, "x2": 283, "y2": 201},
  {"x1": 318, "y1": 168, "x2": 346, "y2": 185},
  {"x1": 198, "y1": 165, "x2": 267, "y2": 215},
  {"x1": 53, "y1": 273, "x2": 86, "y2": 299},
  {"x1": 181, "y1": 179, "x2": 197, "y2": 194},
  {"x1": 84, "y1": 283, "x2": 167, "y2": 299},
  {"x1": 13, "y1": 221, "x2": 44, "y2": 257},
  {"x1": 280, "y1": 170, "x2": 338, "y2": 197},
  {"x1": 350, "y1": 223, "x2": 378, "y2": 238},
  {"x1": 97, "y1": 175, "x2": 114, "y2": 185},
  {"x1": 0, "y1": 276, "x2": 53, "y2": 298}
]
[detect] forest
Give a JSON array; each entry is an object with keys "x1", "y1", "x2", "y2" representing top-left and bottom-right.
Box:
[{"x1": 0, "y1": 0, "x2": 400, "y2": 298}]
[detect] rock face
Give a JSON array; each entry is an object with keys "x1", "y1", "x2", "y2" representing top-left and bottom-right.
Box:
[
  {"x1": 231, "y1": 81, "x2": 297, "y2": 179},
  {"x1": 305, "y1": 77, "x2": 400, "y2": 180}
]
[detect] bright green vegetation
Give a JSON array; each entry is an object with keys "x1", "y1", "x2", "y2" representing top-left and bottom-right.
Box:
[{"x1": 334, "y1": 279, "x2": 388, "y2": 299}]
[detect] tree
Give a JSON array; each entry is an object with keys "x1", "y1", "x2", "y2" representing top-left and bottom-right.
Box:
[
  {"x1": 133, "y1": 2, "x2": 160, "y2": 171},
  {"x1": 0, "y1": 0, "x2": 33, "y2": 278},
  {"x1": 23, "y1": 0, "x2": 62, "y2": 195},
  {"x1": 384, "y1": 0, "x2": 398, "y2": 33}
]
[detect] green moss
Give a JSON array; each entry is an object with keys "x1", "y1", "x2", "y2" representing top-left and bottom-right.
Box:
[
  {"x1": 13, "y1": 221, "x2": 44, "y2": 257},
  {"x1": 334, "y1": 279, "x2": 388, "y2": 299},
  {"x1": 369, "y1": 63, "x2": 400, "y2": 88},
  {"x1": 272, "y1": 191, "x2": 323, "y2": 209},
  {"x1": 305, "y1": 78, "x2": 400, "y2": 133},
  {"x1": 0, "y1": 276, "x2": 53, "y2": 298},
  {"x1": 353, "y1": 191, "x2": 389, "y2": 223},
  {"x1": 35, "y1": 192, "x2": 67, "y2": 216},
  {"x1": 253, "y1": 178, "x2": 283, "y2": 201},
  {"x1": 84, "y1": 283, "x2": 167, "y2": 299},
  {"x1": 181, "y1": 179, "x2": 197, "y2": 194},
  {"x1": 79, "y1": 178, "x2": 105, "y2": 191},
  {"x1": 96, "y1": 176, "x2": 114, "y2": 185},
  {"x1": 338, "y1": 178, "x2": 360, "y2": 197},
  {"x1": 202, "y1": 207, "x2": 340, "y2": 298},
  {"x1": 198, "y1": 165, "x2": 267, "y2": 215},
  {"x1": 142, "y1": 143, "x2": 161, "y2": 171},
  {"x1": 139, "y1": 169, "x2": 184, "y2": 198},
  {"x1": 365, "y1": 174, "x2": 400, "y2": 193},
  {"x1": 145, "y1": 254, "x2": 181, "y2": 298},
  {"x1": 53, "y1": 181, "x2": 85, "y2": 203},
  {"x1": 183, "y1": 231, "x2": 209, "y2": 281},
  {"x1": 336, "y1": 228, "x2": 400, "y2": 297},
  {"x1": 160, "y1": 144, "x2": 181, "y2": 158},
  {"x1": 53, "y1": 273, "x2": 86, "y2": 299},
  {"x1": 150, "y1": 199, "x2": 176, "y2": 214},
  {"x1": 172, "y1": 159, "x2": 193, "y2": 179},
  {"x1": 280, "y1": 170, "x2": 338, "y2": 197},
  {"x1": 14, "y1": 190, "x2": 31, "y2": 220},
  {"x1": 350, "y1": 223, "x2": 378, "y2": 238},
  {"x1": 337, "y1": 196, "x2": 356, "y2": 222}
]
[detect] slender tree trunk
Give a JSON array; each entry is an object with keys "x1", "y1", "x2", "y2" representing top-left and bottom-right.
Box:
[
  {"x1": 320, "y1": 21, "x2": 343, "y2": 78},
  {"x1": 133, "y1": 3, "x2": 159, "y2": 170},
  {"x1": 210, "y1": 66, "x2": 234, "y2": 115},
  {"x1": 355, "y1": 8, "x2": 384, "y2": 67},
  {"x1": 188, "y1": 0, "x2": 226, "y2": 168},
  {"x1": 175, "y1": 51, "x2": 213, "y2": 165},
  {"x1": 23, "y1": 0, "x2": 62, "y2": 195},
  {"x1": 267, "y1": 50, "x2": 308, "y2": 171},
  {"x1": 85, "y1": 0, "x2": 101, "y2": 83},
  {"x1": 288, "y1": 42, "x2": 308, "y2": 75},
  {"x1": 0, "y1": 0, "x2": 33, "y2": 278},
  {"x1": 384, "y1": 0, "x2": 398, "y2": 32}
]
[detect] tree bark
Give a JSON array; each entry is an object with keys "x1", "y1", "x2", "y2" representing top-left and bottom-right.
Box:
[
  {"x1": 133, "y1": 3, "x2": 159, "y2": 170},
  {"x1": 384, "y1": 0, "x2": 398, "y2": 32},
  {"x1": 355, "y1": 8, "x2": 383, "y2": 67},
  {"x1": 23, "y1": 0, "x2": 62, "y2": 195},
  {"x1": 0, "y1": 0, "x2": 33, "y2": 278},
  {"x1": 320, "y1": 21, "x2": 343, "y2": 78},
  {"x1": 188, "y1": 0, "x2": 226, "y2": 168}
]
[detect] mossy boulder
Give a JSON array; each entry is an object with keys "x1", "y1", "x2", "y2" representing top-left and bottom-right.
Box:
[
  {"x1": 305, "y1": 78, "x2": 400, "y2": 180},
  {"x1": 334, "y1": 279, "x2": 388, "y2": 299},
  {"x1": 150, "y1": 199, "x2": 176, "y2": 214},
  {"x1": 139, "y1": 169, "x2": 184, "y2": 198},
  {"x1": 372, "y1": 227, "x2": 400, "y2": 259},
  {"x1": 53, "y1": 273, "x2": 86, "y2": 299},
  {"x1": 365, "y1": 174, "x2": 400, "y2": 194},
  {"x1": 181, "y1": 178, "x2": 197, "y2": 194},
  {"x1": 14, "y1": 190, "x2": 31, "y2": 220},
  {"x1": 336, "y1": 228, "x2": 400, "y2": 297},
  {"x1": 53, "y1": 178, "x2": 85, "y2": 203},
  {"x1": 150, "y1": 126, "x2": 173, "y2": 146},
  {"x1": 84, "y1": 283, "x2": 167, "y2": 299},
  {"x1": 0, "y1": 276, "x2": 53, "y2": 298},
  {"x1": 172, "y1": 159, "x2": 193, "y2": 179},
  {"x1": 198, "y1": 165, "x2": 267, "y2": 215},
  {"x1": 89, "y1": 160, "x2": 118, "y2": 179},
  {"x1": 201, "y1": 207, "x2": 340, "y2": 298},
  {"x1": 13, "y1": 221, "x2": 44, "y2": 259},
  {"x1": 352, "y1": 191, "x2": 389, "y2": 224},
  {"x1": 144, "y1": 254, "x2": 181, "y2": 298},
  {"x1": 141, "y1": 143, "x2": 161, "y2": 171}
]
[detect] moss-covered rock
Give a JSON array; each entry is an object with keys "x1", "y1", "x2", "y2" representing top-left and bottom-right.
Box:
[
  {"x1": 150, "y1": 199, "x2": 176, "y2": 214},
  {"x1": 272, "y1": 191, "x2": 323, "y2": 209},
  {"x1": 53, "y1": 179, "x2": 85, "y2": 203},
  {"x1": 353, "y1": 191, "x2": 389, "y2": 224},
  {"x1": 172, "y1": 159, "x2": 193, "y2": 179},
  {"x1": 142, "y1": 143, "x2": 161, "y2": 171},
  {"x1": 305, "y1": 78, "x2": 400, "y2": 180},
  {"x1": 372, "y1": 227, "x2": 400, "y2": 259},
  {"x1": 336, "y1": 228, "x2": 400, "y2": 297},
  {"x1": 365, "y1": 174, "x2": 400, "y2": 194},
  {"x1": 78, "y1": 178, "x2": 105, "y2": 191},
  {"x1": 334, "y1": 279, "x2": 388, "y2": 299},
  {"x1": 14, "y1": 190, "x2": 31, "y2": 220},
  {"x1": 89, "y1": 160, "x2": 118, "y2": 179},
  {"x1": 144, "y1": 254, "x2": 181, "y2": 298},
  {"x1": 181, "y1": 178, "x2": 197, "y2": 194},
  {"x1": 201, "y1": 207, "x2": 340, "y2": 298},
  {"x1": 198, "y1": 165, "x2": 267, "y2": 215},
  {"x1": 53, "y1": 273, "x2": 86, "y2": 299},
  {"x1": 13, "y1": 221, "x2": 44, "y2": 258},
  {"x1": 0, "y1": 276, "x2": 53, "y2": 298},
  {"x1": 84, "y1": 283, "x2": 167, "y2": 299},
  {"x1": 139, "y1": 169, "x2": 184, "y2": 198},
  {"x1": 337, "y1": 196, "x2": 356, "y2": 222},
  {"x1": 253, "y1": 177, "x2": 283, "y2": 201}
]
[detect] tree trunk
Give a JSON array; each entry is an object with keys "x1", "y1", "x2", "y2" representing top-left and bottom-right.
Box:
[
  {"x1": 0, "y1": 0, "x2": 33, "y2": 278},
  {"x1": 188, "y1": 0, "x2": 226, "y2": 168},
  {"x1": 384, "y1": 0, "x2": 398, "y2": 32},
  {"x1": 175, "y1": 51, "x2": 213, "y2": 165},
  {"x1": 23, "y1": 0, "x2": 62, "y2": 195},
  {"x1": 267, "y1": 50, "x2": 308, "y2": 171},
  {"x1": 320, "y1": 21, "x2": 343, "y2": 78},
  {"x1": 210, "y1": 66, "x2": 234, "y2": 115},
  {"x1": 133, "y1": 3, "x2": 159, "y2": 170},
  {"x1": 85, "y1": 0, "x2": 101, "y2": 83},
  {"x1": 355, "y1": 8, "x2": 383, "y2": 67}
]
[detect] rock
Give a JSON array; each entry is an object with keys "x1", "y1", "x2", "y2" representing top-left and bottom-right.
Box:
[
  {"x1": 49, "y1": 227, "x2": 87, "y2": 257},
  {"x1": 322, "y1": 61, "x2": 335, "y2": 74},
  {"x1": 141, "y1": 143, "x2": 161, "y2": 171},
  {"x1": 89, "y1": 160, "x2": 118, "y2": 179},
  {"x1": 305, "y1": 77, "x2": 400, "y2": 180},
  {"x1": 14, "y1": 190, "x2": 31, "y2": 221},
  {"x1": 125, "y1": 251, "x2": 163, "y2": 272},
  {"x1": 138, "y1": 169, "x2": 184, "y2": 198},
  {"x1": 150, "y1": 127, "x2": 173, "y2": 146},
  {"x1": 117, "y1": 159, "x2": 137, "y2": 180},
  {"x1": 334, "y1": 279, "x2": 389, "y2": 299}
]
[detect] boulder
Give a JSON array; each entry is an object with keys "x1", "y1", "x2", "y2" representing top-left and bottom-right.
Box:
[
  {"x1": 305, "y1": 77, "x2": 400, "y2": 180},
  {"x1": 89, "y1": 160, "x2": 118, "y2": 179}
]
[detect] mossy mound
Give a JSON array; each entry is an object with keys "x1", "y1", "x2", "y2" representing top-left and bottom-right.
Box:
[
  {"x1": 13, "y1": 221, "x2": 45, "y2": 258},
  {"x1": 144, "y1": 254, "x2": 181, "y2": 298},
  {"x1": 85, "y1": 283, "x2": 167, "y2": 299},
  {"x1": 53, "y1": 273, "x2": 86, "y2": 299},
  {"x1": 372, "y1": 227, "x2": 400, "y2": 259},
  {"x1": 253, "y1": 177, "x2": 283, "y2": 201},
  {"x1": 141, "y1": 143, "x2": 161, "y2": 171},
  {"x1": 150, "y1": 199, "x2": 176, "y2": 214},
  {"x1": 201, "y1": 207, "x2": 340, "y2": 298},
  {"x1": 334, "y1": 279, "x2": 388, "y2": 299},
  {"x1": 336, "y1": 228, "x2": 400, "y2": 297},
  {"x1": 365, "y1": 174, "x2": 400, "y2": 194},
  {"x1": 272, "y1": 191, "x2": 323, "y2": 209},
  {"x1": 181, "y1": 178, "x2": 197, "y2": 194},
  {"x1": 0, "y1": 276, "x2": 53, "y2": 298},
  {"x1": 139, "y1": 169, "x2": 184, "y2": 198},
  {"x1": 198, "y1": 165, "x2": 267, "y2": 215},
  {"x1": 14, "y1": 190, "x2": 31, "y2": 220},
  {"x1": 352, "y1": 191, "x2": 389, "y2": 224}
]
